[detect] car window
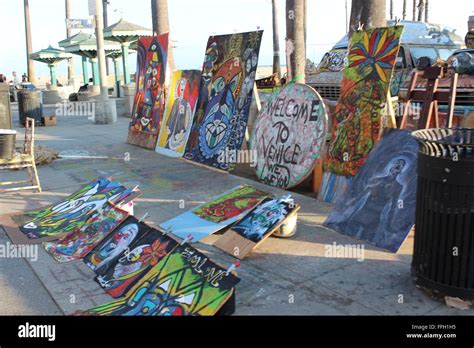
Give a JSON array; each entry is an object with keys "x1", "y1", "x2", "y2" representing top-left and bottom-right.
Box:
[
  {"x1": 438, "y1": 48, "x2": 457, "y2": 61},
  {"x1": 409, "y1": 47, "x2": 438, "y2": 65}
]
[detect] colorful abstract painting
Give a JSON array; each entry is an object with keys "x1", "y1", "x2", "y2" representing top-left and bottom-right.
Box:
[
  {"x1": 160, "y1": 184, "x2": 269, "y2": 242},
  {"x1": 324, "y1": 129, "x2": 417, "y2": 252},
  {"x1": 325, "y1": 26, "x2": 403, "y2": 176},
  {"x1": 127, "y1": 34, "x2": 169, "y2": 149},
  {"x1": 79, "y1": 245, "x2": 240, "y2": 316},
  {"x1": 317, "y1": 172, "x2": 353, "y2": 204},
  {"x1": 84, "y1": 216, "x2": 150, "y2": 275},
  {"x1": 251, "y1": 83, "x2": 327, "y2": 188},
  {"x1": 183, "y1": 31, "x2": 263, "y2": 171},
  {"x1": 156, "y1": 70, "x2": 201, "y2": 157},
  {"x1": 11, "y1": 178, "x2": 134, "y2": 240},
  {"x1": 95, "y1": 228, "x2": 178, "y2": 298},
  {"x1": 43, "y1": 204, "x2": 128, "y2": 263}
]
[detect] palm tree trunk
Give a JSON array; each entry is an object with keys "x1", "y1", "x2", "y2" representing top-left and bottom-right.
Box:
[
  {"x1": 402, "y1": 0, "x2": 407, "y2": 20},
  {"x1": 151, "y1": 0, "x2": 175, "y2": 71},
  {"x1": 65, "y1": 0, "x2": 74, "y2": 82},
  {"x1": 24, "y1": 0, "x2": 36, "y2": 84},
  {"x1": 349, "y1": 0, "x2": 387, "y2": 36},
  {"x1": 424, "y1": 0, "x2": 429, "y2": 22},
  {"x1": 285, "y1": 0, "x2": 305, "y2": 83},
  {"x1": 271, "y1": 0, "x2": 282, "y2": 78},
  {"x1": 412, "y1": 0, "x2": 416, "y2": 20},
  {"x1": 417, "y1": 0, "x2": 424, "y2": 21},
  {"x1": 390, "y1": 0, "x2": 393, "y2": 20}
]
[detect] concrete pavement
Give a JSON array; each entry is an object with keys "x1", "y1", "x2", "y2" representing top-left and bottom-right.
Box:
[{"x1": 0, "y1": 105, "x2": 472, "y2": 315}]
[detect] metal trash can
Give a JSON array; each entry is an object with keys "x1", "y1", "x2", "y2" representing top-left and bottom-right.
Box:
[
  {"x1": 0, "y1": 129, "x2": 17, "y2": 159},
  {"x1": 411, "y1": 128, "x2": 474, "y2": 299},
  {"x1": 18, "y1": 89, "x2": 43, "y2": 127},
  {"x1": 0, "y1": 83, "x2": 12, "y2": 129}
]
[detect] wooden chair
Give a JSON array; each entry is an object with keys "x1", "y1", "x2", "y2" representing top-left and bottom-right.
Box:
[{"x1": 0, "y1": 117, "x2": 41, "y2": 192}]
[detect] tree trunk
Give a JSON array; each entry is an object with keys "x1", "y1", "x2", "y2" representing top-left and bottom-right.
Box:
[
  {"x1": 271, "y1": 0, "x2": 281, "y2": 78},
  {"x1": 285, "y1": 0, "x2": 305, "y2": 83},
  {"x1": 349, "y1": 0, "x2": 387, "y2": 36},
  {"x1": 151, "y1": 0, "x2": 175, "y2": 71},
  {"x1": 65, "y1": 0, "x2": 74, "y2": 82},
  {"x1": 103, "y1": 0, "x2": 110, "y2": 76},
  {"x1": 389, "y1": 0, "x2": 393, "y2": 20},
  {"x1": 412, "y1": 0, "x2": 416, "y2": 20},
  {"x1": 417, "y1": 0, "x2": 424, "y2": 21},
  {"x1": 402, "y1": 0, "x2": 407, "y2": 20},
  {"x1": 23, "y1": 0, "x2": 36, "y2": 84},
  {"x1": 424, "y1": 0, "x2": 429, "y2": 22}
]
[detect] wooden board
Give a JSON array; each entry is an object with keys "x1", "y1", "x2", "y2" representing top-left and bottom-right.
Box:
[{"x1": 214, "y1": 202, "x2": 300, "y2": 260}]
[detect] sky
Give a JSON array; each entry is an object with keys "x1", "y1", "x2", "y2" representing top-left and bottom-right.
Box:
[{"x1": 0, "y1": 0, "x2": 472, "y2": 80}]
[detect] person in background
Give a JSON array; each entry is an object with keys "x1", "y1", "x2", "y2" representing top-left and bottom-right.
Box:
[
  {"x1": 0, "y1": 74, "x2": 6, "y2": 83},
  {"x1": 22, "y1": 73, "x2": 28, "y2": 83},
  {"x1": 11, "y1": 71, "x2": 20, "y2": 87}
]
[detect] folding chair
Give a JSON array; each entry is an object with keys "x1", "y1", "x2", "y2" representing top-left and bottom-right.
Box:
[{"x1": 0, "y1": 117, "x2": 41, "y2": 192}]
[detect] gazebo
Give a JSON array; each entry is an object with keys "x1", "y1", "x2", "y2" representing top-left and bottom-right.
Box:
[
  {"x1": 29, "y1": 46, "x2": 72, "y2": 87},
  {"x1": 103, "y1": 19, "x2": 151, "y2": 85},
  {"x1": 63, "y1": 34, "x2": 121, "y2": 85},
  {"x1": 58, "y1": 32, "x2": 93, "y2": 84}
]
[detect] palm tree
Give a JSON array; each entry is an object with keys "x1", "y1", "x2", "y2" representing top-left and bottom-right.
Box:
[
  {"x1": 271, "y1": 0, "x2": 281, "y2": 78},
  {"x1": 417, "y1": 0, "x2": 424, "y2": 22},
  {"x1": 349, "y1": 0, "x2": 386, "y2": 35},
  {"x1": 285, "y1": 0, "x2": 305, "y2": 83},
  {"x1": 65, "y1": 0, "x2": 74, "y2": 81},
  {"x1": 402, "y1": 0, "x2": 407, "y2": 20},
  {"x1": 24, "y1": 0, "x2": 36, "y2": 83},
  {"x1": 151, "y1": 0, "x2": 175, "y2": 71}
]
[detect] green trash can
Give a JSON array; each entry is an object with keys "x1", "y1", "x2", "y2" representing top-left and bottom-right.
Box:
[
  {"x1": 0, "y1": 129, "x2": 17, "y2": 159},
  {"x1": 18, "y1": 89, "x2": 43, "y2": 127}
]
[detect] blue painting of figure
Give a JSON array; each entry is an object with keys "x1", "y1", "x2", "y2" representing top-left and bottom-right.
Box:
[{"x1": 324, "y1": 129, "x2": 418, "y2": 252}]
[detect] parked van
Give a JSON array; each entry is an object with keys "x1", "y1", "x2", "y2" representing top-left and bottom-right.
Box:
[{"x1": 306, "y1": 20, "x2": 464, "y2": 100}]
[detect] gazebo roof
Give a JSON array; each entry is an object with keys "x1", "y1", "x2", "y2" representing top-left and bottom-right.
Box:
[
  {"x1": 58, "y1": 32, "x2": 92, "y2": 48},
  {"x1": 30, "y1": 45, "x2": 72, "y2": 65},
  {"x1": 64, "y1": 34, "x2": 121, "y2": 59},
  {"x1": 104, "y1": 19, "x2": 151, "y2": 43}
]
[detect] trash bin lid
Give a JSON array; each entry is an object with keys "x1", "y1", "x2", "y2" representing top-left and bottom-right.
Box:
[
  {"x1": 0, "y1": 129, "x2": 17, "y2": 135},
  {"x1": 411, "y1": 128, "x2": 474, "y2": 159}
]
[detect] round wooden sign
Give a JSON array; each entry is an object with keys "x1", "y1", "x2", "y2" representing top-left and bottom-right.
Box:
[{"x1": 251, "y1": 83, "x2": 327, "y2": 189}]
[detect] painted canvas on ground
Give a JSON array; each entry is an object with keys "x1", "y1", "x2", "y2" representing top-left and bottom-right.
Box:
[
  {"x1": 156, "y1": 70, "x2": 201, "y2": 157},
  {"x1": 251, "y1": 83, "x2": 327, "y2": 188},
  {"x1": 79, "y1": 244, "x2": 240, "y2": 316},
  {"x1": 43, "y1": 204, "x2": 128, "y2": 263},
  {"x1": 183, "y1": 31, "x2": 263, "y2": 171},
  {"x1": 214, "y1": 195, "x2": 300, "y2": 259},
  {"x1": 324, "y1": 129, "x2": 417, "y2": 252},
  {"x1": 84, "y1": 216, "x2": 150, "y2": 275},
  {"x1": 96, "y1": 228, "x2": 178, "y2": 298},
  {"x1": 160, "y1": 184, "x2": 269, "y2": 242},
  {"x1": 325, "y1": 26, "x2": 403, "y2": 177},
  {"x1": 10, "y1": 178, "x2": 134, "y2": 242},
  {"x1": 127, "y1": 33, "x2": 169, "y2": 149}
]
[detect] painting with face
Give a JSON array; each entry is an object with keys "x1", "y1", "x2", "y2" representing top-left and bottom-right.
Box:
[
  {"x1": 84, "y1": 216, "x2": 149, "y2": 275},
  {"x1": 156, "y1": 70, "x2": 201, "y2": 157},
  {"x1": 12, "y1": 178, "x2": 133, "y2": 239},
  {"x1": 324, "y1": 129, "x2": 418, "y2": 252},
  {"x1": 183, "y1": 31, "x2": 263, "y2": 171},
  {"x1": 95, "y1": 229, "x2": 178, "y2": 298},
  {"x1": 128, "y1": 34, "x2": 169, "y2": 150},
  {"x1": 79, "y1": 245, "x2": 240, "y2": 316}
]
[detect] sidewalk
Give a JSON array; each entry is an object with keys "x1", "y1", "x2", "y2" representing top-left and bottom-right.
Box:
[{"x1": 0, "y1": 109, "x2": 471, "y2": 315}]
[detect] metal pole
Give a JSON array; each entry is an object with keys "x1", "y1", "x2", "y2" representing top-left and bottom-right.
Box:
[
  {"x1": 113, "y1": 57, "x2": 121, "y2": 97},
  {"x1": 121, "y1": 42, "x2": 131, "y2": 85},
  {"x1": 95, "y1": 0, "x2": 108, "y2": 98},
  {"x1": 24, "y1": 0, "x2": 36, "y2": 84},
  {"x1": 65, "y1": 0, "x2": 75, "y2": 82}
]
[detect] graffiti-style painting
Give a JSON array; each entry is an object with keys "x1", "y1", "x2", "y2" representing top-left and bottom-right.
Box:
[
  {"x1": 84, "y1": 216, "x2": 149, "y2": 275},
  {"x1": 127, "y1": 34, "x2": 169, "y2": 149},
  {"x1": 156, "y1": 70, "x2": 201, "y2": 157},
  {"x1": 325, "y1": 26, "x2": 403, "y2": 177},
  {"x1": 160, "y1": 185, "x2": 269, "y2": 242},
  {"x1": 324, "y1": 129, "x2": 417, "y2": 252},
  {"x1": 43, "y1": 204, "x2": 128, "y2": 263},
  {"x1": 12, "y1": 178, "x2": 133, "y2": 239},
  {"x1": 251, "y1": 83, "x2": 327, "y2": 188},
  {"x1": 183, "y1": 31, "x2": 263, "y2": 171},
  {"x1": 79, "y1": 245, "x2": 239, "y2": 316},
  {"x1": 232, "y1": 195, "x2": 294, "y2": 242},
  {"x1": 318, "y1": 48, "x2": 347, "y2": 72},
  {"x1": 96, "y1": 228, "x2": 178, "y2": 298}
]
